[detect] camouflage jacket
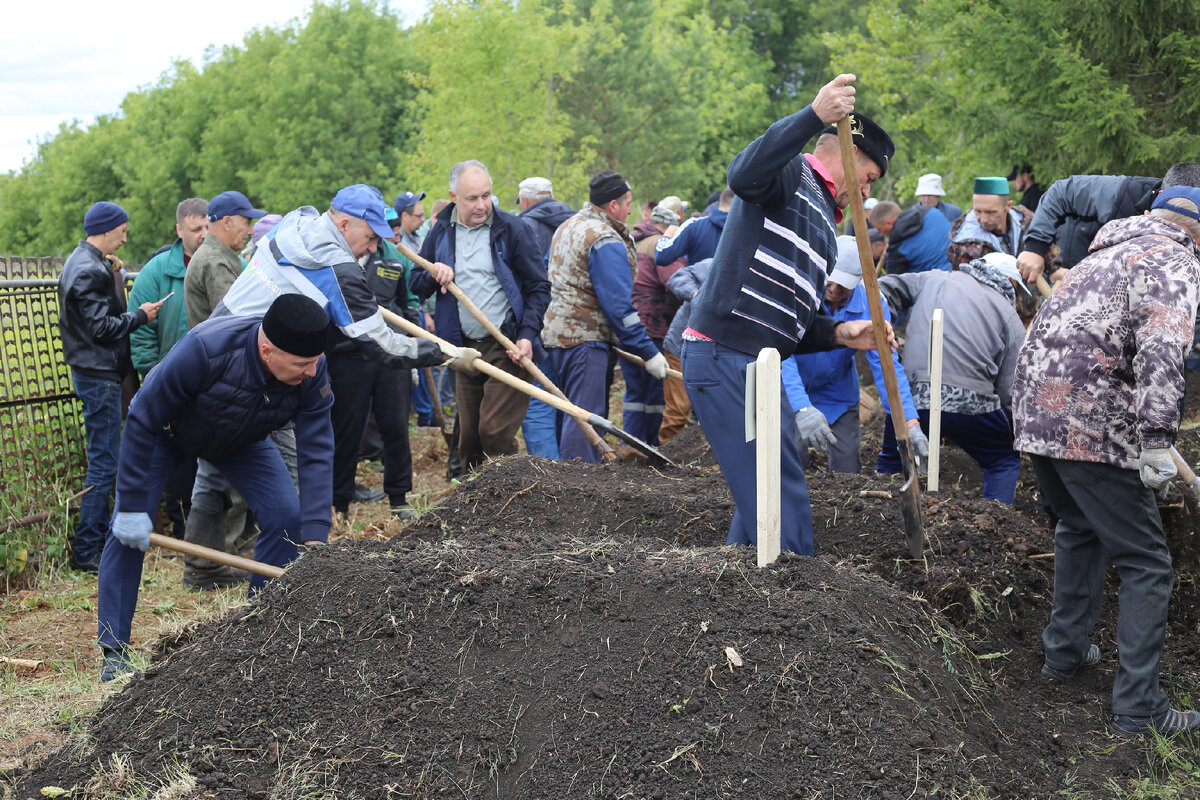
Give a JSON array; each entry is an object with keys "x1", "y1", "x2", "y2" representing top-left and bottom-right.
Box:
[
  {"x1": 1012, "y1": 215, "x2": 1200, "y2": 468},
  {"x1": 543, "y1": 204, "x2": 638, "y2": 349}
]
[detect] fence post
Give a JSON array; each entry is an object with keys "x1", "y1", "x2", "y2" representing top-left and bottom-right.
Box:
[{"x1": 928, "y1": 309, "x2": 944, "y2": 492}]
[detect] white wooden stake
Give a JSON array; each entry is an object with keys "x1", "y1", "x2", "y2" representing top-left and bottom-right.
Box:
[
  {"x1": 755, "y1": 348, "x2": 781, "y2": 567},
  {"x1": 928, "y1": 309, "x2": 944, "y2": 493}
]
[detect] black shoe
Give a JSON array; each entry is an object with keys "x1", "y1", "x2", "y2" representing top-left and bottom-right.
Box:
[
  {"x1": 1113, "y1": 708, "x2": 1200, "y2": 738},
  {"x1": 1042, "y1": 644, "x2": 1101, "y2": 682},
  {"x1": 100, "y1": 646, "x2": 133, "y2": 682},
  {"x1": 390, "y1": 503, "x2": 418, "y2": 520},
  {"x1": 352, "y1": 484, "x2": 385, "y2": 503},
  {"x1": 71, "y1": 555, "x2": 100, "y2": 574}
]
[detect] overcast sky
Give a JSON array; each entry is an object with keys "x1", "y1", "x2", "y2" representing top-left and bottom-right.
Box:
[{"x1": 0, "y1": 0, "x2": 427, "y2": 174}]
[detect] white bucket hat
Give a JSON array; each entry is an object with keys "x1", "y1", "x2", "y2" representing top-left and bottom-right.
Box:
[{"x1": 915, "y1": 173, "x2": 946, "y2": 197}]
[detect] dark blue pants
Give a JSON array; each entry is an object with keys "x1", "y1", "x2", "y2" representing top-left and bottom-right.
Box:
[
  {"x1": 1031, "y1": 455, "x2": 1172, "y2": 717},
  {"x1": 621, "y1": 338, "x2": 665, "y2": 446},
  {"x1": 550, "y1": 342, "x2": 610, "y2": 463},
  {"x1": 328, "y1": 355, "x2": 411, "y2": 510},
  {"x1": 878, "y1": 408, "x2": 1019, "y2": 504},
  {"x1": 412, "y1": 367, "x2": 435, "y2": 427},
  {"x1": 72, "y1": 371, "x2": 123, "y2": 564},
  {"x1": 97, "y1": 436, "x2": 300, "y2": 652},
  {"x1": 682, "y1": 339, "x2": 812, "y2": 555},
  {"x1": 521, "y1": 355, "x2": 560, "y2": 459}
]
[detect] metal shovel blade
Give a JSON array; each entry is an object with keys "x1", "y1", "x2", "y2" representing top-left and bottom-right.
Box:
[{"x1": 586, "y1": 414, "x2": 678, "y2": 468}]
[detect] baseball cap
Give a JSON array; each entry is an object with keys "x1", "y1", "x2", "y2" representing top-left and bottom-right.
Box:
[
  {"x1": 827, "y1": 235, "x2": 862, "y2": 290},
  {"x1": 333, "y1": 184, "x2": 394, "y2": 240},
  {"x1": 1152, "y1": 186, "x2": 1200, "y2": 220},
  {"x1": 393, "y1": 191, "x2": 426, "y2": 215},
  {"x1": 207, "y1": 191, "x2": 267, "y2": 222},
  {"x1": 518, "y1": 177, "x2": 552, "y2": 196}
]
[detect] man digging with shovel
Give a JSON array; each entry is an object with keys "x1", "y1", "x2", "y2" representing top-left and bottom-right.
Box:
[
  {"x1": 682, "y1": 73, "x2": 895, "y2": 555},
  {"x1": 97, "y1": 294, "x2": 334, "y2": 681}
]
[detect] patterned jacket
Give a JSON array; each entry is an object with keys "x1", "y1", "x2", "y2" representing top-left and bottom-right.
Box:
[{"x1": 1012, "y1": 215, "x2": 1200, "y2": 468}]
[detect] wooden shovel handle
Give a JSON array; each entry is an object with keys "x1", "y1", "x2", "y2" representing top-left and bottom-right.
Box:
[
  {"x1": 394, "y1": 242, "x2": 615, "y2": 459},
  {"x1": 613, "y1": 347, "x2": 683, "y2": 380},
  {"x1": 148, "y1": 533, "x2": 283, "y2": 579}
]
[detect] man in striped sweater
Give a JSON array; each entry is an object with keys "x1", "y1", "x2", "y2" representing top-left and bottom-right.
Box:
[{"x1": 682, "y1": 73, "x2": 895, "y2": 555}]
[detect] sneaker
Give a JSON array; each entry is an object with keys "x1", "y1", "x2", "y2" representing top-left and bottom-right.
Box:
[
  {"x1": 1113, "y1": 708, "x2": 1200, "y2": 738},
  {"x1": 352, "y1": 484, "x2": 385, "y2": 504},
  {"x1": 390, "y1": 503, "x2": 418, "y2": 521},
  {"x1": 1041, "y1": 643, "x2": 1101, "y2": 682},
  {"x1": 100, "y1": 647, "x2": 133, "y2": 682}
]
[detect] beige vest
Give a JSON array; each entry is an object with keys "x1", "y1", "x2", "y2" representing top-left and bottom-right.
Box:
[{"x1": 542, "y1": 204, "x2": 637, "y2": 349}]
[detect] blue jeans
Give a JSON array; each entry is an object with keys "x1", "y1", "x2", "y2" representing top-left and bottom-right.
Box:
[
  {"x1": 72, "y1": 371, "x2": 123, "y2": 563},
  {"x1": 549, "y1": 343, "x2": 610, "y2": 463},
  {"x1": 98, "y1": 436, "x2": 301, "y2": 652},
  {"x1": 682, "y1": 338, "x2": 813, "y2": 555},
  {"x1": 521, "y1": 356, "x2": 560, "y2": 459},
  {"x1": 1031, "y1": 456, "x2": 1172, "y2": 717},
  {"x1": 412, "y1": 367, "x2": 435, "y2": 426}
]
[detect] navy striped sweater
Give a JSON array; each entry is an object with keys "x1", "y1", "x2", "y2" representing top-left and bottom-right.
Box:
[{"x1": 688, "y1": 106, "x2": 840, "y2": 357}]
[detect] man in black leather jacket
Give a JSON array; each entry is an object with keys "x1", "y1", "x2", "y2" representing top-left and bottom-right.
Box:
[{"x1": 58, "y1": 202, "x2": 162, "y2": 571}]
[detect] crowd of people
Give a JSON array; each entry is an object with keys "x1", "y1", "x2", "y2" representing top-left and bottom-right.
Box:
[{"x1": 56, "y1": 72, "x2": 1200, "y2": 737}]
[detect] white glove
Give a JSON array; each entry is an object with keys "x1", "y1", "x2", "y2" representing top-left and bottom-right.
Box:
[
  {"x1": 794, "y1": 406, "x2": 837, "y2": 451},
  {"x1": 1139, "y1": 448, "x2": 1176, "y2": 489},
  {"x1": 440, "y1": 343, "x2": 481, "y2": 375},
  {"x1": 907, "y1": 423, "x2": 929, "y2": 458},
  {"x1": 644, "y1": 352, "x2": 668, "y2": 380},
  {"x1": 112, "y1": 511, "x2": 153, "y2": 552},
  {"x1": 411, "y1": 369, "x2": 420, "y2": 387}
]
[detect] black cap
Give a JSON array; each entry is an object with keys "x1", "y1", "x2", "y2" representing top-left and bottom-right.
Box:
[
  {"x1": 261, "y1": 294, "x2": 329, "y2": 358},
  {"x1": 821, "y1": 112, "x2": 895, "y2": 178},
  {"x1": 589, "y1": 170, "x2": 631, "y2": 206},
  {"x1": 1006, "y1": 163, "x2": 1033, "y2": 181}
]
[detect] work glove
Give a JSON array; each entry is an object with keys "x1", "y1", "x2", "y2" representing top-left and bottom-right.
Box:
[
  {"x1": 907, "y1": 422, "x2": 929, "y2": 459},
  {"x1": 644, "y1": 352, "x2": 669, "y2": 380},
  {"x1": 112, "y1": 512, "x2": 152, "y2": 552},
  {"x1": 440, "y1": 343, "x2": 482, "y2": 376},
  {"x1": 413, "y1": 338, "x2": 444, "y2": 368},
  {"x1": 1139, "y1": 448, "x2": 1176, "y2": 489},
  {"x1": 794, "y1": 406, "x2": 837, "y2": 452},
  {"x1": 411, "y1": 369, "x2": 420, "y2": 387}
]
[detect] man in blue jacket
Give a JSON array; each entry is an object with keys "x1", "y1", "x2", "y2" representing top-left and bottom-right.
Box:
[
  {"x1": 412, "y1": 160, "x2": 551, "y2": 471},
  {"x1": 97, "y1": 294, "x2": 334, "y2": 681},
  {"x1": 868, "y1": 201, "x2": 952, "y2": 275},
  {"x1": 784, "y1": 236, "x2": 927, "y2": 474},
  {"x1": 654, "y1": 186, "x2": 732, "y2": 267},
  {"x1": 682, "y1": 74, "x2": 893, "y2": 556}
]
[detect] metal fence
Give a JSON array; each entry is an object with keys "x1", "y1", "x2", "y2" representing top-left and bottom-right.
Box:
[{"x1": 0, "y1": 256, "x2": 87, "y2": 519}]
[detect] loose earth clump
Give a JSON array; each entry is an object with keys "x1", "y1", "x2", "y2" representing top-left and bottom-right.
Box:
[{"x1": 8, "y1": 423, "x2": 1200, "y2": 796}]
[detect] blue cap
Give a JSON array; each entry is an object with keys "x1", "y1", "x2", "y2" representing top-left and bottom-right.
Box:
[
  {"x1": 385, "y1": 206, "x2": 399, "y2": 223},
  {"x1": 393, "y1": 191, "x2": 426, "y2": 215},
  {"x1": 83, "y1": 201, "x2": 129, "y2": 235},
  {"x1": 332, "y1": 184, "x2": 393, "y2": 240},
  {"x1": 207, "y1": 191, "x2": 267, "y2": 222},
  {"x1": 1152, "y1": 186, "x2": 1200, "y2": 221}
]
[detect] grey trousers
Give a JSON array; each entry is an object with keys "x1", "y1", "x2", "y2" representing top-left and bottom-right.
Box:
[
  {"x1": 1030, "y1": 455, "x2": 1173, "y2": 717},
  {"x1": 798, "y1": 406, "x2": 861, "y2": 474}
]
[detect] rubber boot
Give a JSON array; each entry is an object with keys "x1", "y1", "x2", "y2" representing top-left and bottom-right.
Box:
[{"x1": 182, "y1": 509, "x2": 247, "y2": 591}]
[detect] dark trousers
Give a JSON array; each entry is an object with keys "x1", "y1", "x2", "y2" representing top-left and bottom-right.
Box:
[
  {"x1": 98, "y1": 437, "x2": 300, "y2": 651},
  {"x1": 456, "y1": 337, "x2": 530, "y2": 471},
  {"x1": 71, "y1": 371, "x2": 123, "y2": 563},
  {"x1": 798, "y1": 406, "x2": 861, "y2": 474},
  {"x1": 621, "y1": 338, "x2": 665, "y2": 446},
  {"x1": 549, "y1": 342, "x2": 610, "y2": 463},
  {"x1": 328, "y1": 355, "x2": 412, "y2": 510},
  {"x1": 1030, "y1": 455, "x2": 1172, "y2": 717},
  {"x1": 879, "y1": 408, "x2": 1019, "y2": 504},
  {"x1": 162, "y1": 457, "x2": 197, "y2": 537},
  {"x1": 682, "y1": 338, "x2": 813, "y2": 555}
]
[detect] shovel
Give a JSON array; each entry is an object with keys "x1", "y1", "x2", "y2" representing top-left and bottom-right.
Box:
[
  {"x1": 377, "y1": 306, "x2": 678, "y2": 467},
  {"x1": 613, "y1": 347, "x2": 684, "y2": 380},
  {"x1": 422, "y1": 365, "x2": 454, "y2": 450},
  {"x1": 1170, "y1": 448, "x2": 1200, "y2": 505},
  {"x1": 396, "y1": 242, "x2": 617, "y2": 462},
  {"x1": 148, "y1": 533, "x2": 283, "y2": 579},
  {"x1": 837, "y1": 115, "x2": 925, "y2": 559}
]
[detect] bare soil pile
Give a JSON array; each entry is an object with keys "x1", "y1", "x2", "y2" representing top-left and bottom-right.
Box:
[{"x1": 9, "y1": 426, "x2": 1200, "y2": 797}]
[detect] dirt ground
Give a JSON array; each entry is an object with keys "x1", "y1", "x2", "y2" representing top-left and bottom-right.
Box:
[{"x1": 6, "y1": 385, "x2": 1200, "y2": 797}]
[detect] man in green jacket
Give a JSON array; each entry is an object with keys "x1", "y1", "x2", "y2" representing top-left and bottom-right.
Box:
[
  {"x1": 129, "y1": 198, "x2": 208, "y2": 377},
  {"x1": 127, "y1": 197, "x2": 208, "y2": 539}
]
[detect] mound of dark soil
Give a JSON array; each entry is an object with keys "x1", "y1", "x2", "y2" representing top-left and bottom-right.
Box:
[{"x1": 10, "y1": 433, "x2": 1200, "y2": 797}]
